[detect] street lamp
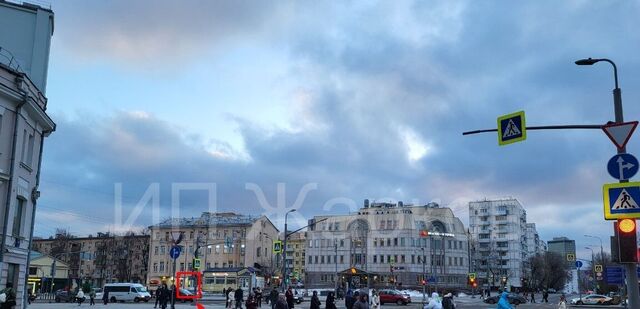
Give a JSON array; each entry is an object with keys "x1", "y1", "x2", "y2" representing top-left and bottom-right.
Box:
[
  {"x1": 584, "y1": 235, "x2": 605, "y2": 269},
  {"x1": 576, "y1": 57, "x2": 639, "y2": 306},
  {"x1": 282, "y1": 209, "x2": 296, "y2": 291}
]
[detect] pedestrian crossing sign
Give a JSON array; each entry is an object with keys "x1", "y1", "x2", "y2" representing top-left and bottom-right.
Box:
[
  {"x1": 497, "y1": 111, "x2": 526, "y2": 146},
  {"x1": 603, "y1": 182, "x2": 640, "y2": 220}
]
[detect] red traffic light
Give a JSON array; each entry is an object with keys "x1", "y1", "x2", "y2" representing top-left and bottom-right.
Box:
[
  {"x1": 617, "y1": 219, "x2": 638, "y2": 263},
  {"x1": 620, "y1": 218, "x2": 636, "y2": 233},
  {"x1": 473, "y1": 282, "x2": 477, "y2": 288},
  {"x1": 421, "y1": 279, "x2": 426, "y2": 285},
  {"x1": 420, "y1": 230, "x2": 428, "y2": 237}
]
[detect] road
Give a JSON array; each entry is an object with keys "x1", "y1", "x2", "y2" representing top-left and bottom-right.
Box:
[{"x1": 29, "y1": 294, "x2": 619, "y2": 309}]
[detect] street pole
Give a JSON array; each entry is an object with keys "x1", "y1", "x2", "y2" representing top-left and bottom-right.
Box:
[
  {"x1": 576, "y1": 58, "x2": 639, "y2": 307},
  {"x1": 421, "y1": 247, "x2": 426, "y2": 304},
  {"x1": 335, "y1": 243, "x2": 338, "y2": 293},
  {"x1": 281, "y1": 209, "x2": 296, "y2": 292}
]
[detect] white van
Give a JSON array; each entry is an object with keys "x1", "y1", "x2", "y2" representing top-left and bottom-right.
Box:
[{"x1": 103, "y1": 283, "x2": 151, "y2": 303}]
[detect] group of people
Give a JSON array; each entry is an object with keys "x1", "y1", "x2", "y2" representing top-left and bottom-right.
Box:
[
  {"x1": 421, "y1": 292, "x2": 455, "y2": 309},
  {"x1": 74, "y1": 288, "x2": 98, "y2": 306},
  {"x1": 495, "y1": 290, "x2": 566, "y2": 309},
  {"x1": 152, "y1": 283, "x2": 175, "y2": 309}
]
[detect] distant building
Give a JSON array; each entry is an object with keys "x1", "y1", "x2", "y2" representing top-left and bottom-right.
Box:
[
  {"x1": 26, "y1": 251, "x2": 69, "y2": 295},
  {"x1": 0, "y1": 2, "x2": 55, "y2": 308},
  {"x1": 547, "y1": 237, "x2": 576, "y2": 269},
  {"x1": 469, "y1": 198, "x2": 531, "y2": 290},
  {"x1": 284, "y1": 231, "x2": 306, "y2": 285},
  {"x1": 525, "y1": 223, "x2": 546, "y2": 257},
  {"x1": 32, "y1": 232, "x2": 150, "y2": 287},
  {"x1": 305, "y1": 200, "x2": 469, "y2": 290},
  {"x1": 147, "y1": 212, "x2": 278, "y2": 292}
]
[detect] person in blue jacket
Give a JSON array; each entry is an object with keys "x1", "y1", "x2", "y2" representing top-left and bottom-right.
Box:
[{"x1": 497, "y1": 292, "x2": 512, "y2": 309}]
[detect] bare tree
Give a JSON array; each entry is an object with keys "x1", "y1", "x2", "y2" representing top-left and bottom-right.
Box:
[{"x1": 529, "y1": 252, "x2": 569, "y2": 291}]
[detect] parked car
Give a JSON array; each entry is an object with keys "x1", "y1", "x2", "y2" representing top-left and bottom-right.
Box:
[
  {"x1": 378, "y1": 289, "x2": 411, "y2": 305},
  {"x1": 483, "y1": 293, "x2": 527, "y2": 305},
  {"x1": 294, "y1": 289, "x2": 304, "y2": 304},
  {"x1": 54, "y1": 290, "x2": 75, "y2": 303},
  {"x1": 570, "y1": 294, "x2": 613, "y2": 305},
  {"x1": 94, "y1": 288, "x2": 103, "y2": 300},
  {"x1": 177, "y1": 288, "x2": 194, "y2": 303}
]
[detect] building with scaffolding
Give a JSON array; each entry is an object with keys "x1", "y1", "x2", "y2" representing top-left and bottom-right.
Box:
[{"x1": 305, "y1": 200, "x2": 469, "y2": 290}]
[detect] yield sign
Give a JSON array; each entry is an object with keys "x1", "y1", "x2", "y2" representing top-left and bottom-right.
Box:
[{"x1": 602, "y1": 121, "x2": 638, "y2": 150}]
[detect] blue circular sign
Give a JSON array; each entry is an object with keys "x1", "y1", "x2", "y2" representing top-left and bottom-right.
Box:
[
  {"x1": 169, "y1": 245, "x2": 182, "y2": 259},
  {"x1": 607, "y1": 153, "x2": 639, "y2": 181},
  {"x1": 576, "y1": 261, "x2": 583, "y2": 269}
]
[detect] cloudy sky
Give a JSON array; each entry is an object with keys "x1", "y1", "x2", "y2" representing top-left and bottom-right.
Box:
[{"x1": 34, "y1": 0, "x2": 640, "y2": 258}]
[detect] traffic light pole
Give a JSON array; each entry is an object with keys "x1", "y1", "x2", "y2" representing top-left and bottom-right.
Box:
[
  {"x1": 421, "y1": 248, "x2": 426, "y2": 304},
  {"x1": 612, "y1": 76, "x2": 640, "y2": 308}
]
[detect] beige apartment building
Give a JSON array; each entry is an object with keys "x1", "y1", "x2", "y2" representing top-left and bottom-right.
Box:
[
  {"x1": 147, "y1": 212, "x2": 278, "y2": 289},
  {"x1": 284, "y1": 231, "x2": 306, "y2": 285},
  {"x1": 32, "y1": 232, "x2": 150, "y2": 287}
]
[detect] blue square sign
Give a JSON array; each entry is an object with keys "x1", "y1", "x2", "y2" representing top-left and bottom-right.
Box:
[{"x1": 497, "y1": 111, "x2": 526, "y2": 145}]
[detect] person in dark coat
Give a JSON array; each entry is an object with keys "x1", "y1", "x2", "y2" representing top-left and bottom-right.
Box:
[
  {"x1": 269, "y1": 289, "x2": 279, "y2": 309},
  {"x1": 256, "y1": 287, "x2": 263, "y2": 307},
  {"x1": 275, "y1": 295, "x2": 288, "y2": 309},
  {"x1": 325, "y1": 292, "x2": 337, "y2": 309},
  {"x1": 285, "y1": 287, "x2": 294, "y2": 309},
  {"x1": 442, "y1": 293, "x2": 455, "y2": 309},
  {"x1": 235, "y1": 287, "x2": 245, "y2": 309},
  {"x1": 246, "y1": 293, "x2": 258, "y2": 309},
  {"x1": 102, "y1": 288, "x2": 109, "y2": 305},
  {"x1": 543, "y1": 290, "x2": 549, "y2": 303},
  {"x1": 310, "y1": 291, "x2": 321, "y2": 309},
  {"x1": 158, "y1": 284, "x2": 169, "y2": 309},
  {"x1": 344, "y1": 290, "x2": 353, "y2": 309},
  {"x1": 530, "y1": 291, "x2": 535, "y2": 303},
  {"x1": 0, "y1": 283, "x2": 16, "y2": 309}
]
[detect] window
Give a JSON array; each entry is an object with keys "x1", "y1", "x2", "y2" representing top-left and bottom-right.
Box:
[
  {"x1": 340, "y1": 255, "x2": 344, "y2": 263},
  {"x1": 160, "y1": 246, "x2": 165, "y2": 254},
  {"x1": 159, "y1": 262, "x2": 165, "y2": 272},
  {"x1": 394, "y1": 238, "x2": 398, "y2": 246},
  {"x1": 315, "y1": 256, "x2": 318, "y2": 264},
  {"x1": 387, "y1": 220, "x2": 392, "y2": 229},
  {"x1": 257, "y1": 247, "x2": 261, "y2": 257},
  {"x1": 387, "y1": 238, "x2": 391, "y2": 246},
  {"x1": 309, "y1": 256, "x2": 312, "y2": 264},
  {"x1": 400, "y1": 238, "x2": 405, "y2": 247},
  {"x1": 216, "y1": 245, "x2": 221, "y2": 253},
  {"x1": 335, "y1": 223, "x2": 340, "y2": 230},
  {"x1": 412, "y1": 255, "x2": 415, "y2": 264},
  {"x1": 180, "y1": 263, "x2": 185, "y2": 271},
  {"x1": 401, "y1": 255, "x2": 405, "y2": 263},
  {"x1": 340, "y1": 240, "x2": 344, "y2": 247},
  {"x1": 321, "y1": 256, "x2": 325, "y2": 264},
  {"x1": 29, "y1": 267, "x2": 37, "y2": 276},
  {"x1": 495, "y1": 215, "x2": 507, "y2": 221},
  {"x1": 380, "y1": 220, "x2": 385, "y2": 229},
  {"x1": 373, "y1": 255, "x2": 377, "y2": 263},
  {"x1": 165, "y1": 232, "x2": 169, "y2": 241},
  {"x1": 154, "y1": 246, "x2": 159, "y2": 255},
  {"x1": 12, "y1": 198, "x2": 24, "y2": 237},
  {"x1": 153, "y1": 263, "x2": 158, "y2": 272}
]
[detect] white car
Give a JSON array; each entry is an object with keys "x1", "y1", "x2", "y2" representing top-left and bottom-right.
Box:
[
  {"x1": 103, "y1": 283, "x2": 151, "y2": 303},
  {"x1": 570, "y1": 294, "x2": 612, "y2": 305}
]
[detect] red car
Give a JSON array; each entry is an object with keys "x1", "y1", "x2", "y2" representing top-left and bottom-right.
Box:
[{"x1": 378, "y1": 290, "x2": 411, "y2": 305}]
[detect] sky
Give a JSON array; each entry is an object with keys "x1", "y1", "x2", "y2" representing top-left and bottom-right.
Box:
[{"x1": 32, "y1": 0, "x2": 640, "y2": 260}]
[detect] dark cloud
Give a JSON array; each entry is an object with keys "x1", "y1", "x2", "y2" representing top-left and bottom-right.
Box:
[{"x1": 38, "y1": 0, "x2": 640, "y2": 254}]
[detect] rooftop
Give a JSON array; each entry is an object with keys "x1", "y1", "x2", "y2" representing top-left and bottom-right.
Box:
[{"x1": 152, "y1": 212, "x2": 259, "y2": 228}]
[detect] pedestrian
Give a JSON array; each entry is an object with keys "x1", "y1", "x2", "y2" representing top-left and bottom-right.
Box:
[
  {"x1": 497, "y1": 292, "x2": 511, "y2": 309},
  {"x1": 353, "y1": 294, "x2": 369, "y2": 309},
  {"x1": 530, "y1": 291, "x2": 535, "y2": 303},
  {"x1": 0, "y1": 283, "x2": 16, "y2": 309},
  {"x1": 345, "y1": 290, "x2": 354, "y2": 309},
  {"x1": 154, "y1": 288, "x2": 161, "y2": 308},
  {"x1": 371, "y1": 290, "x2": 380, "y2": 309},
  {"x1": 285, "y1": 287, "x2": 295, "y2": 309},
  {"x1": 425, "y1": 292, "x2": 442, "y2": 309},
  {"x1": 77, "y1": 289, "x2": 85, "y2": 306},
  {"x1": 275, "y1": 295, "x2": 288, "y2": 309},
  {"x1": 235, "y1": 287, "x2": 245, "y2": 309},
  {"x1": 442, "y1": 293, "x2": 455, "y2": 309},
  {"x1": 102, "y1": 288, "x2": 109, "y2": 305},
  {"x1": 227, "y1": 288, "x2": 234, "y2": 309},
  {"x1": 89, "y1": 288, "x2": 96, "y2": 306},
  {"x1": 310, "y1": 291, "x2": 321, "y2": 309},
  {"x1": 558, "y1": 295, "x2": 566, "y2": 309},
  {"x1": 256, "y1": 287, "x2": 263, "y2": 307},
  {"x1": 157, "y1": 284, "x2": 167, "y2": 309},
  {"x1": 326, "y1": 292, "x2": 337, "y2": 309},
  {"x1": 269, "y1": 289, "x2": 279, "y2": 309},
  {"x1": 543, "y1": 290, "x2": 549, "y2": 303},
  {"x1": 246, "y1": 293, "x2": 258, "y2": 309}
]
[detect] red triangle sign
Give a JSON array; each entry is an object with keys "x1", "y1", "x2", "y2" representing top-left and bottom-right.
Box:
[{"x1": 602, "y1": 121, "x2": 639, "y2": 150}]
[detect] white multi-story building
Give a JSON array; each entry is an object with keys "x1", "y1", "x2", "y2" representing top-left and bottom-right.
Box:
[
  {"x1": 469, "y1": 198, "x2": 530, "y2": 290},
  {"x1": 305, "y1": 200, "x2": 469, "y2": 290},
  {"x1": 525, "y1": 223, "x2": 546, "y2": 258},
  {"x1": 0, "y1": 2, "x2": 55, "y2": 308}
]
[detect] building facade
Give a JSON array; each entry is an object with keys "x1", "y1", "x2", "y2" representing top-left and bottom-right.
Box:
[
  {"x1": 147, "y1": 212, "x2": 278, "y2": 291},
  {"x1": 32, "y1": 232, "x2": 150, "y2": 287},
  {"x1": 469, "y1": 198, "x2": 531, "y2": 290},
  {"x1": 284, "y1": 231, "x2": 306, "y2": 286},
  {"x1": 305, "y1": 200, "x2": 469, "y2": 290},
  {"x1": 26, "y1": 251, "x2": 69, "y2": 295},
  {"x1": 0, "y1": 2, "x2": 55, "y2": 308},
  {"x1": 547, "y1": 237, "x2": 576, "y2": 269},
  {"x1": 525, "y1": 223, "x2": 546, "y2": 258}
]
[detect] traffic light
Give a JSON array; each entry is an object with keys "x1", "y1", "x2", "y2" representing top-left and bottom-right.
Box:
[
  {"x1": 420, "y1": 230, "x2": 428, "y2": 237},
  {"x1": 421, "y1": 279, "x2": 426, "y2": 286},
  {"x1": 616, "y1": 219, "x2": 638, "y2": 263}
]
